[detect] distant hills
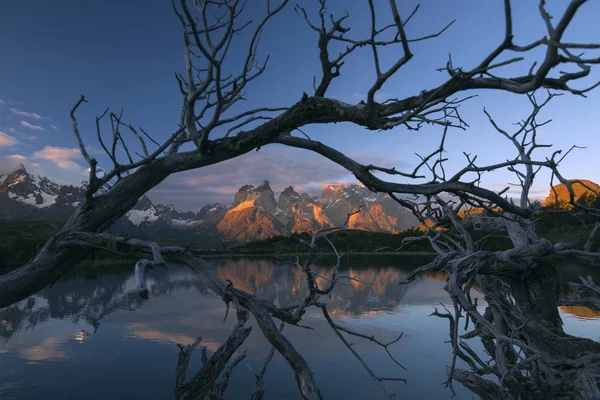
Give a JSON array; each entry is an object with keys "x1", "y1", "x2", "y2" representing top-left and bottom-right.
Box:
[{"x1": 0, "y1": 165, "x2": 417, "y2": 242}]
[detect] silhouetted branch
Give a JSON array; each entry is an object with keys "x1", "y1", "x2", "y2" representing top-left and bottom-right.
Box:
[{"x1": 175, "y1": 313, "x2": 251, "y2": 400}]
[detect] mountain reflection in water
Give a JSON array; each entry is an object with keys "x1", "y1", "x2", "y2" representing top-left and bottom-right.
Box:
[{"x1": 0, "y1": 256, "x2": 598, "y2": 400}]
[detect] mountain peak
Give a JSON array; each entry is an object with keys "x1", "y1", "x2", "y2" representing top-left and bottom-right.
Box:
[
  {"x1": 279, "y1": 185, "x2": 301, "y2": 210},
  {"x1": 543, "y1": 179, "x2": 600, "y2": 209},
  {"x1": 1, "y1": 173, "x2": 418, "y2": 242},
  {"x1": 256, "y1": 180, "x2": 272, "y2": 192},
  {"x1": 238, "y1": 184, "x2": 254, "y2": 192},
  {"x1": 281, "y1": 186, "x2": 299, "y2": 196},
  {"x1": 232, "y1": 180, "x2": 277, "y2": 212}
]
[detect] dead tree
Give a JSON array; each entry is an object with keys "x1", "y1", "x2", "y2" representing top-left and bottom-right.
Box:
[
  {"x1": 395, "y1": 93, "x2": 600, "y2": 399},
  {"x1": 1, "y1": 0, "x2": 599, "y2": 399}
]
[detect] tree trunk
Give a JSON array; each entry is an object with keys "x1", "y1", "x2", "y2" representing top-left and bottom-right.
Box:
[{"x1": 472, "y1": 261, "x2": 600, "y2": 399}]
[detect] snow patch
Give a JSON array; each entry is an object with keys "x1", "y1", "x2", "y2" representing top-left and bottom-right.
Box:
[
  {"x1": 126, "y1": 208, "x2": 159, "y2": 226},
  {"x1": 171, "y1": 219, "x2": 202, "y2": 228},
  {"x1": 364, "y1": 196, "x2": 377, "y2": 202},
  {"x1": 36, "y1": 192, "x2": 58, "y2": 208},
  {"x1": 8, "y1": 191, "x2": 57, "y2": 208}
]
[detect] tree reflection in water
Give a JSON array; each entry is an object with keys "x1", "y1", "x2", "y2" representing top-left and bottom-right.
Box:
[{"x1": 0, "y1": 257, "x2": 598, "y2": 399}]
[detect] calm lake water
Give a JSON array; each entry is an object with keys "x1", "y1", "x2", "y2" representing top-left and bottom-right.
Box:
[{"x1": 1, "y1": 256, "x2": 599, "y2": 400}]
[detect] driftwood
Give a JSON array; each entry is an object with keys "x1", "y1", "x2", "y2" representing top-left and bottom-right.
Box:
[{"x1": 174, "y1": 312, "x2": 251, "y2": 400}]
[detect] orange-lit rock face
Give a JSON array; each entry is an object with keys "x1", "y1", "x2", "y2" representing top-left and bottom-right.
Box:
[
  {"x1": 348, "y1": 203, "x2": 399, "y2": 232},
  {"x1": 217, "y1": 200, "x2": 287, "y2": 241},
  {"x1": 542, "y1": 179, "x2": 600, "y2": 209},
  {"x1": 215, "y1": 181, "x2": 420, "y2": 242},
  {"x1": 289, "y1": 203, "x2": 319, "y2": 233},
  {"x1": 307, "y1": 202, "x2": 330, "y2": 227},
  {"x1": 233, "y1": 181, "x2": 277, "y2": 213},
  {"x1": 286, "y1": 201, "x2": 333, "y2": 233}
]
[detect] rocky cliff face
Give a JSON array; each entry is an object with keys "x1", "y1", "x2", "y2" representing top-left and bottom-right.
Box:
[
  {"x1": 233, "y1": 181, "x2": 277, "y2": 212},
  {"x1": 542, "y1": 179, "x2": 600, "y2": 209},
  {"x1": 217, "y1": 199, "x2": 287, "y2": 241},
  {"x1": 0, "y1": 165, "x2": 418, "y2": 242},
  {"x1": 320, "y1": 183, "x2": 416, "y2": 231},
  {"x1": 212, "y1": 181, "x2": 417, "y2": 241}
]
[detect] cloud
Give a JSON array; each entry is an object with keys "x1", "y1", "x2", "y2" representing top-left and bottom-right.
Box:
[
  {"x1": 19, "y1": 337, "x2": 69, "y2": 362},
  {"x1": 6, "y1": 128, "x2": 16, "y2": 133},
  {"x1": 0, "y1": 99, "x2": 5, "y2": 105},
  {"x1": 0, "y1": 152, "x2": 85, "y2": 185},
  {"x1": 32, "y1": 146, "x2": 83, "y2": 170},
  {"x1": 50, "y1": 125, "x2": 58, "y2": 130},
  {"x1": 0, "y1": 131, "x2": 17, "y2": 147},
  {"x1": 10, "y1": 108, "x2": 43, "y2": 120},
  {"x1": 20, "y1": 120, "x2": 45, "y2": 131},
  {"x1": 0, "y1": 155, "x2": 32, "y2": 175}
]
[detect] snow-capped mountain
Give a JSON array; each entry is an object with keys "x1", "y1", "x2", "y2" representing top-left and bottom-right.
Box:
[
  {"x1": 0, "y1": 164, "x2": 85, "y2": 222},
  {"x1": 0, "y1": 165, "x2": 418, "y2": 241},
  {"x1": 0, "y1": 165, "x2": 231, "y2": 237}
]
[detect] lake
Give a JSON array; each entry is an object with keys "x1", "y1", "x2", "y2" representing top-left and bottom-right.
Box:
[{"x1": 1, "y1": 256, "x2": 599, "y2": 399}]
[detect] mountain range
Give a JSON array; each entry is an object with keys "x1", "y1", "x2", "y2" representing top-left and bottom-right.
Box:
[{"x1": 0, "y1": 165, "x2": 418, "y2": 242}]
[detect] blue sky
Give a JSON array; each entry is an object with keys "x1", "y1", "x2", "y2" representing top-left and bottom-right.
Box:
[{"x1": 0, "y1": 0, "x2": 599, "y2": 210}]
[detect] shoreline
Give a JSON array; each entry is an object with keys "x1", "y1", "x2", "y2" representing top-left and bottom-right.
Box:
[{"x1": 67, "y1": 251, "x2": 435, "y2": 269}]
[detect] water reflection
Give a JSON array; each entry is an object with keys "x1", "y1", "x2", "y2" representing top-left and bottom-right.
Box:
[{"x1": 0, "y1": 256, "x2": 598, "y2": 399}]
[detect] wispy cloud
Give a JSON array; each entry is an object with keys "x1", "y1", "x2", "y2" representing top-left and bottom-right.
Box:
[
  {"x1": 0, "y1": 155, "x2": 38, "y2": 175},
  {"x1": 0, "y1": 99, "x2": 5, "y2": 105},
  {"x1": 50, "y1": 125, "x2": 58, "y2": 130},
  {"x1": 32, "y1": 146, "x2": 83, "y2": 169},
  {"x1": 0, "y1": 152, "x2": 84, "y2": 185},
  {"x1": 20, "y1": 120, "x2": 45, "y2": 131},
  {"x1": 6, "y1": 128, "x2": 16, "y2": 133},
  {"x1": 10, "y1": 108, "x2": 43, "y2": 120},
  {"x1": 0, "y1": 131, "x2": 17, "y2": 147}
]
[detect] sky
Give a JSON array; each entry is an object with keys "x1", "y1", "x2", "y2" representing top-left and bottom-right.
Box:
[{"x1": 0, "y1": 0, "x2": 599, "y2": 211}]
